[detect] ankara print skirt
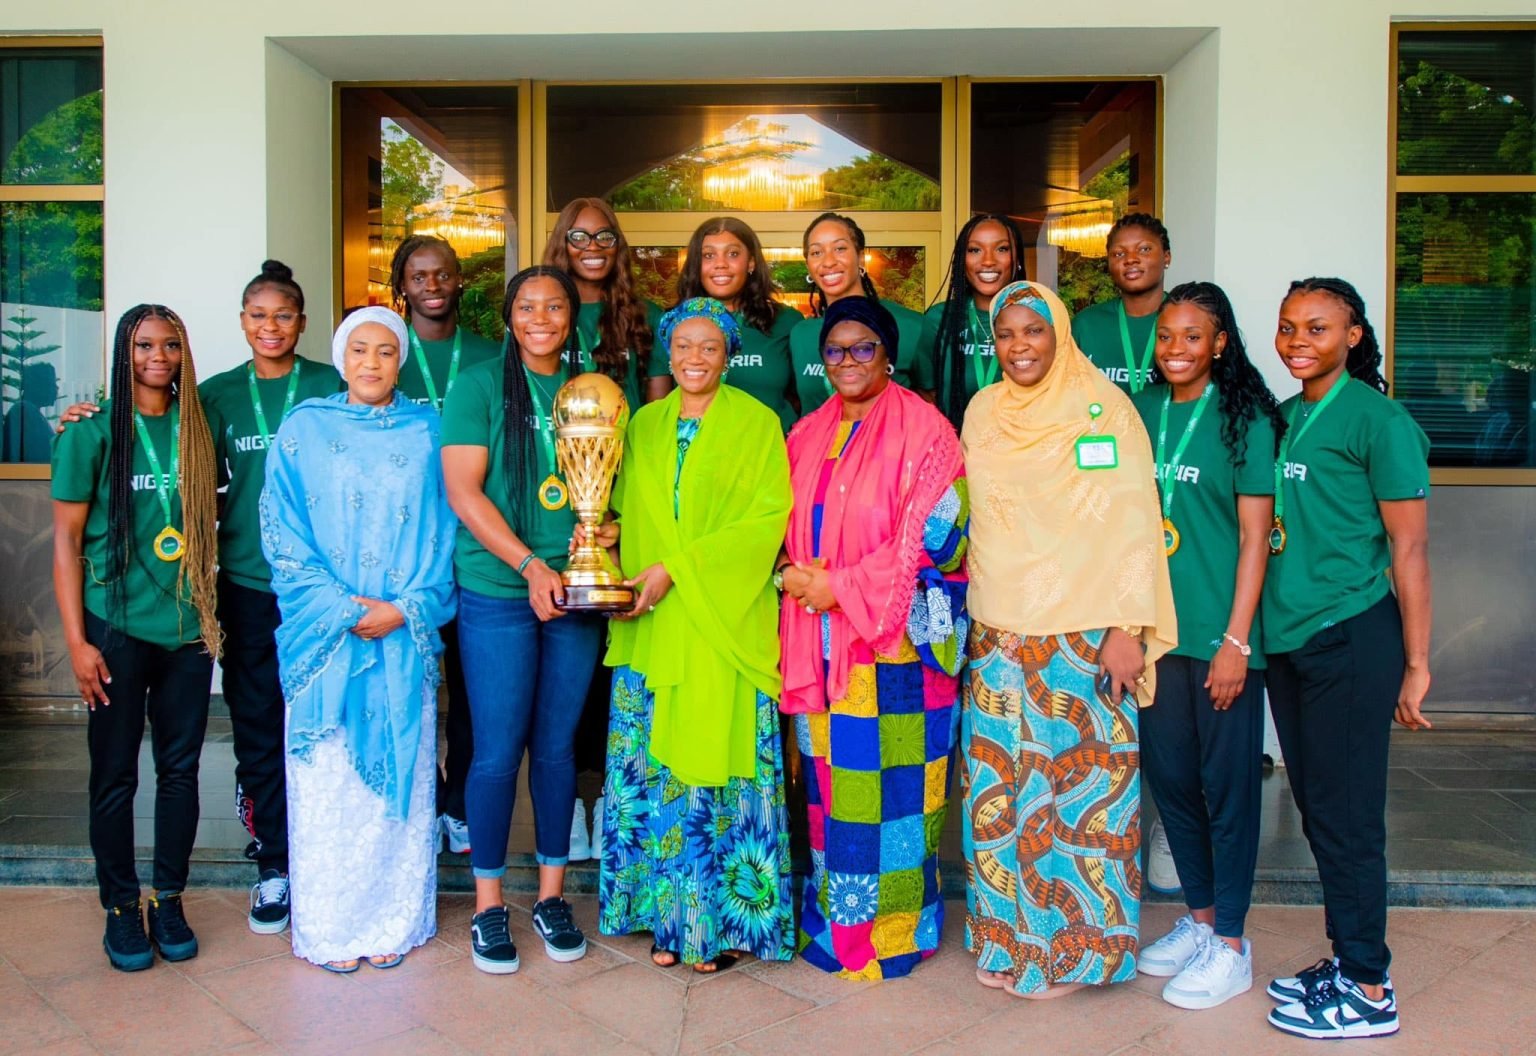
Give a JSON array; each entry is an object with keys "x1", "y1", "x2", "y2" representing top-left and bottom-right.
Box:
[{"x1": 960, "y1": 621, "x2": 1141, "y2": 993}]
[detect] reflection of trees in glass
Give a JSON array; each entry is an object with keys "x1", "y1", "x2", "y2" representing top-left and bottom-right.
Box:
[
  {"x1": 2, "y1": 90, "x2": 103, "y2": 184},
  {"x1": 821, "y1": 155, "x2": 940, "y2": 211},
  {"x1": 871, "y1": 249, "x2": 925, "y2": 312},
  {"x1": 1056, "y1": 155, "x2": 1130, "y2": 312},
  {"x1": 382, "y1": 121, "x2": 444, "y2": 235},
  {"x1": 1, "y1": 311, "x2": 60, "y2": 439},
  {"x1": 632, "y1": 247, "x2": 681, "y2": 311},
  {"x1": 458, "y1": 245, "x2": 506, "y2": 344},
  {"x1": 0, "y1": 202, "x2": 104, "y2": 312},
  {"x1": 1397, "y1": 58, "x2": 1534, "y2": 174}
]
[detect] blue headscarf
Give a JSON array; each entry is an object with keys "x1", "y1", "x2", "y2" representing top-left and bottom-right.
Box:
[
  {"x1": 657, "y1": 297, "x2": 742, "y2": 359},
  {"x1": 989, "y1": 281, "x2": 1055, "y2": 330},
  {"x1": 818, "y1": 296, "x2": 900, "y2": 361},
  {"x1": 261, "y1": 390, "x2": 458, "y2": 820}
]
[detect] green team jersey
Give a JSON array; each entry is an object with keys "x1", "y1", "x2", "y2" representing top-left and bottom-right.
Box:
[
  {"x1": 724, "y1": 304, "x2": 803, "y2": 432},
  {"x1": 1133, "y1": 385, "x2": 1277, "y2": 667},
  {"x1": 921, "y1": 299, "x2": 997, "y2": 413},
  {"x1": 440, "y1": 358, "x2": 576, "y2": 599},
  {"x1": 1262, "y1": 379, "x2": 1430, "y2": 655},
  {"x1": 396, "y1": 324, "x2": 502, "y2": 410},
  {"x1": 1073, "y1": 297, "x2": 1160, "y2": 395},
  {"x1": 51, "y1": 401, "x2": 201, "y2": 650},
  {"x1": 201, "y1": 357, "x2": 344, "y2": 591},
  {"x1": 788, "y1": 298, "x2": 927, "y2": 419},
  {"x1": 574, "y1": 300, "x2": 667, "y2": 413}
]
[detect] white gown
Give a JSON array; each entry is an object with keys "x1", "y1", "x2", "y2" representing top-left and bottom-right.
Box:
[{"x1": 285, "y1": 701, "x2": 438, "y2": 965}]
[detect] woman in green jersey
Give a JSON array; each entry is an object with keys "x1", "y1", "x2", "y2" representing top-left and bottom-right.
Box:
[
  {"x1": 1261, "y1": 277, "x2": 1432, "y2": 1043},
  {"x1": 51, "y1": 304, "x2": 220, "y2": 972},
  {"x1": 1071, "y1": 213, "x2": 1171, "y2": 396}
]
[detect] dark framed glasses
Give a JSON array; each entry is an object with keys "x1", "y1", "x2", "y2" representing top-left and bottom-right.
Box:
[
  {"x1": 566, "y1": 228, "x2": 620, "y2": 249},
  {"x1": 821, "y1": 339, "x2": 882, "y2": 365}
]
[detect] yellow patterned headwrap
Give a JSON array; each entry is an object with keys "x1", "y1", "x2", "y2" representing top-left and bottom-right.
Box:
[{"x1": 961, "y1": 281, "x2": 1177, "y2": 706}]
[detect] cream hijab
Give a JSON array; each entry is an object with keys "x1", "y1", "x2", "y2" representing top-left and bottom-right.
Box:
[{"x1": 961, "y1": 281, "x2": 1176, "y2": 706}]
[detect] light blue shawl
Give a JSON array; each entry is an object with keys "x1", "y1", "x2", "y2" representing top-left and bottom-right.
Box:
[{"x1": 260, "y1": 391, "x2": 457, "y2": 820}]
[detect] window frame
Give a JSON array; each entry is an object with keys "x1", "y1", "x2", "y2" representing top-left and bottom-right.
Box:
[
  {"x1": 1388, "y1": 22, "x2": 1536, "y2": 486},
  {"x1": 0, "y1": 35, "x2": 106, "y2": 481}
]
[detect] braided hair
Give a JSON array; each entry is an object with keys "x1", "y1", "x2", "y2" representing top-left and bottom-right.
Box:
[
  {"x1": 389, "y1": 235, "x2": 460, "y2": 321},
  {"x1": 802, "y1": 212, "x2": 879, "y2": 317},
  {"x1": 242, "y1": 258, "x2": 304, "y2": 312},
  {"x1": 541, "y1": 197, "x2": 649, "y2": 384},
  {"x1": 1108, "y1": 212, "x2": 1171, "y2": 252},
  {"x1": 1163, "y1": 282, "x2": 1287, "y2": 468},
  {"x1": 105, "y1": 305, "x2": 221, "y2": 656},
  {"x1": 499, "y1": 266, "x2": 581, "y2": 536},
  {"x1": 675, "y1": 217, "x2": 781, "y2": 334},
  {"x1": 1285, "y1": 277, "x2": 1389, "y2": 395},
  {"x1": 934, "y1": 213, "x2": 1029, "y2": 429}
]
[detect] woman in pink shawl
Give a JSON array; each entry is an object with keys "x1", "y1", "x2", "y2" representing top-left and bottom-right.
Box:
[{"x1": 777, "y1": 296, "x2": 969, "y2": 979}]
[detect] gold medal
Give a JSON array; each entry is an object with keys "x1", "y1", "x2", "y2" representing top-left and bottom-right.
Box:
[
  {"x1": 538, "y1": 473, "x2": 569, "y2": 512},
  {"x1": 1268, "y1": 516, "x2": 1287, "y2": 555},
  {"x1": 1163, "y1": 517, "x2": 1180, "y2": 557},
  {"x1": 153, "y1": 525, "x2": 186, "y2": 562}
]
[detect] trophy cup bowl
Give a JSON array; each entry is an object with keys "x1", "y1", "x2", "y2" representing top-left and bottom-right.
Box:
[{"x1": 552, "y1": 372, "x2": 636, "y2": 612}]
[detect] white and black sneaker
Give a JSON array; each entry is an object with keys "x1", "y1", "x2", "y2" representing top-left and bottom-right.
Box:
[
  {"x1": 531, "y1": 897, "x2": 588, "y2": 962},
  {"x1": 248, "y1": 869, "x2": 290, "y2": 935},
  {"x1": 470, "y1": 906, "x2": 520, "y2": 975},
  {"x1": 1267, "y1": 956, "x2": 1339, "y2": 1002},
  {"x1": 1138, "y1": 914, "x2": 1213, "y2": 978},
  {"x1": 1268, "y1": 977, "x2": 1399, "y2": 1040}
]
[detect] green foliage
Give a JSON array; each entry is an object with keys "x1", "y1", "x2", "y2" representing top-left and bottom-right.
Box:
[
  {"x1": 1054, "y1": 155, "x2": 1132, "y2": 313},
  {"x1": 1398, "y1": 59, "x2": 1534, "y2": 174},
  {"x1": 458, "y1": 245, "x2": 507, "y2": 344},
  {"x1": 872, "y1": 250, "x2": 926, "y2": 312},
  {"x1": 1, "y1": 313, "x2": 61, "y2": 412},
  {"x1": 2, "y1": 90, "x2": 103, "y2": 184},
  {"x1": 772, "y1": 260, "x2": 810, "y2": 296},
  {"x1": 0, "y1": 201, "x2": 103, "y2": 312},
  {"x1": 382, "y1": 122, "x2": 444, "y2": 233},
  {"x1": 822, "y1": 155, "x2": 940, "y2": 211}
]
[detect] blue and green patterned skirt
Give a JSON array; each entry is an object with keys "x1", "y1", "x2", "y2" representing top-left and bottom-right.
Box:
[{"x1": 598, "y1": 665, "x2": 795, "y2": 965}]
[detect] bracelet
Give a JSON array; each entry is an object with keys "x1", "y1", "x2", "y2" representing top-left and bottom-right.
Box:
[
  {"x1": 516, "y1": 553, "x2": 537, "y2": 576},
  {"x1": 1223, "y1": 633, "x2": 1252, "y2": 657}
]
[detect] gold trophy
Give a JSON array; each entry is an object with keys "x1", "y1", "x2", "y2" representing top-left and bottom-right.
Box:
[{"x1": 553, "y1": 371, "x2": 635, "y2": 612}]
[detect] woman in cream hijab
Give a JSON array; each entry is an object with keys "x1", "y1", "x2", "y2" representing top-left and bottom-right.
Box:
[{"x1": 960, "y1": 281, "x2": 1175, "y2": 999}]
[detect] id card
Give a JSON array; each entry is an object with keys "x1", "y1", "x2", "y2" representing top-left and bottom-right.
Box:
[{"x1": 1075, "y1": 435, "x2": 1119, "y2": 470}]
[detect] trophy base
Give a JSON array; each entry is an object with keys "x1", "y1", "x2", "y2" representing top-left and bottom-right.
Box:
[{"x1": 557, "y1": 583, "x2": 637, "y2": 613}]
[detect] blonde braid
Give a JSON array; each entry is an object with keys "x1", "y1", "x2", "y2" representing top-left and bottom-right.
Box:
[{"x1": 168, "y1": 313, "x2": 223, "y2": 659}]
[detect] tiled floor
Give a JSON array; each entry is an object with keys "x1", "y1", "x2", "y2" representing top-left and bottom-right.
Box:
[
  {"x1": 1, "y1": 718, "x2": 1533, "y2": 901},
  {"x1": 1, "y1": 888, "x2": 1533, "y2": 1056}
]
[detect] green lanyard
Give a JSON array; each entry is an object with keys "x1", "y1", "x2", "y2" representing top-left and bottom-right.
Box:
[
  {"x1": 1154, "y1": 383, "x2": 1214, "y2": 521},
  {"x1": 409, "y1": 328, "x2": 461, "y2": 411},
  {"x1": 1273, "y1": 375, "x2": 1350, "y2": 525},
  {"x1": 1117, "y1": 300, "x2": 1158, "y2": 395},
  {"x1": 247, "y1": 359, "x2": 301, "y2": 444},
  {"x1": 133, "y1": 404, "x2": 180, "y2": 529},
  {"x1": 965, "y1": 299, "x2": 999, "y2": 392},
  {"x1": 523, "y1": 364, "x2": 565, "y2": 467},
  {"x1": 575, "y1": 324, "x2": 598, "y2": 374}
]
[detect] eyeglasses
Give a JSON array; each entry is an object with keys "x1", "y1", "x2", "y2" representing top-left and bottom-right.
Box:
[
  {"x1": 821, "y1": 340, "x2": 882, "y2": 365},
  {"x1": 566, "y1": 228, "x2": 619, "y2": 250},
  {"x1": 244, "y1": 309, "x2": 300, "y2": 328}
]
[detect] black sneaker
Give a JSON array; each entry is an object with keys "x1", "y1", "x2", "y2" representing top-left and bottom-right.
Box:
[
  {"x1": 146, "y1": 893, "x2": 199, "y2": 962},
  {"x1": 471, "y1": 906, "x2": 520, "y2": 975},
  {"x1": 531, "y1": 897, "x2": 587, "y2": 963},
  {"x1": 248, "y1": 869, "x2": 290, "y2": 935},
  {"x1": 1268, "y1": 977, "x2": 1400, "y2": 1040},
  {"x1": 103, "y1": 901, "x2": 153, "y2": 972},
  {"x1": 1267, "y1": 956, "x2": 1338, "y2": 1002}
]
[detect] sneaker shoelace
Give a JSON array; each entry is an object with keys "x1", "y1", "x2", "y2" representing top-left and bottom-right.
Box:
[
  {"x1": 253, "y1": 874, "x2": 288, "y2": 908},
  {"x1": 475, "y1": 909, "x2": 512, "y2": 949},
  {"x1": 108, "y1": 904, "x2": 145, "y2": 943},
  {"x1": 152, "y1": 896, "x2": 194, "y2": 941},
  {"x1": 1295, "y1": 957, "x2": 1336, "y2": 989},
  {"x1": 1301, "y1": 977, "x2": 1341, "y2": 1010},
  {"x1": 537, "y1": 899, "x2": 577, "y2": 935}
]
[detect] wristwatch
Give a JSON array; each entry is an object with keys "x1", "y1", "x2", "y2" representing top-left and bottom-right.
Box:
[
  {"x1": 1223, "y1": 633, "x2": 1253, "y2": 657},
  {"x1": 773, "y1": 561, "x2": 791, "y2": 592}
]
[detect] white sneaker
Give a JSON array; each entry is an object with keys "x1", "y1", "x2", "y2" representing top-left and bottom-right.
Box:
[
  {"x1": 1138, "y1": 914, "x2": 1213, "y2": 977},
  {"x1": 1163, "y1": 937, "x2": 1253, "y2": 1010},
  {"x1": 1146, "y1": 817, "x2": 1182, "y2": 895},
  {"x1": 590, "y1": 795, "x2": 605, "y2": 861},
  {"x1": 568, "y1": 798, "x2": 592, "y2": 862},
  {"x1": 440, "y1": 814, "x2": 471, "y2": 855}
]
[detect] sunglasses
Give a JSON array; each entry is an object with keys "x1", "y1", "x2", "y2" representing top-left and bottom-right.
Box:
[
  {"x1": 821, "y1": 340, "x2": 882, "y2": 365},
  {"x1": 566, "y1": 228, "x2": 620, "y2": 249}
]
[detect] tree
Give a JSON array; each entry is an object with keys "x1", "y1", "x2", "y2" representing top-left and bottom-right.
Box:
[
  {"x1": 381, "y1": 122, "x2": 444, "y2": 236},
  {"x1": 821, "y1": 155, "x2": 940, "y2": 211},
  {"x1": 1, "y1": 312, "x2": 61, "y2": 413}
]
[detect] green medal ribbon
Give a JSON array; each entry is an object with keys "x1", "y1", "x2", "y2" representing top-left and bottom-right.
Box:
[
  {"x1": 247, "y1": 358, "x2": 301, "y2": 444},
  {"x1": 133, "y1": 405, "x2": 183, "y2": 561},
  {"x1": 1271, "y1": 374, "x2": 1351, "y2": 553},
  {"x1": 409, "y1": 327, "x2": 461, "y2": 411},
  {"x1": 524, "y1": 363, "x2": 569, "y2": 511},
  {"x1": 966, "y1": 298, "x2": 999, "y2": 393},
  {"x1": 1154, "y1": 383, "x2": 1214, "y2": 555},
  {"x1": 1117, "y1": 300, "x2": 1158, "y2": 395},
  {"x1": 575, "y1": 324, "x2": 597, "y2": 374}
]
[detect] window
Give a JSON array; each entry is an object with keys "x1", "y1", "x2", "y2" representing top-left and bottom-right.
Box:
[
  {"x1": 0, "y1": 41, "x2": 103, "y2": 470},
  {"x1": 1392, "y1": 27, "x2": 1536, "y2": 474}
]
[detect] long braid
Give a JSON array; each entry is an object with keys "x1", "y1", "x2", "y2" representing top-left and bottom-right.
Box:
[
  {"x1": 1287, "y1": 277, "x2": 1389, "y2": 395},
  {"x1": 1164, "y1": 281, "x2": 1287, "y2": 467},
  {"x1": 104, "y1": 307, "x2": 150, "y2": 637},
  {"x1": 499, "y1": 266, "x2": 581, "y2": 537},
  {"x1": 802, "y1": 212, "x2": 879, "y2": 318},
  {"x1": 935, "y1": 213, "x2": 1029, "y2": 429},
  {"x1": 168, "y1": 312, "x2": 222, "y2": 657}
]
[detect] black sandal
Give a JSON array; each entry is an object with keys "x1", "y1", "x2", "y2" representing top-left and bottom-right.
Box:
[
  {"x1": 650, "y1": 944, "x2": 679, "y2": 968},
  {"x1": 691, "y1": 952, "x2": 742, "y2": 975}
]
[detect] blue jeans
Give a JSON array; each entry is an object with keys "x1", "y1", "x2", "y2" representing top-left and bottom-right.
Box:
[{"x1": 458, "y1": 587, "x2": 604, "y2": 876}]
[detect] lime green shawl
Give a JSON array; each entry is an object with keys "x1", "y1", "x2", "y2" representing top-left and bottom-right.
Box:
[{"x1": 605, "y1": 385, "x2": 791, "y2": 786}]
